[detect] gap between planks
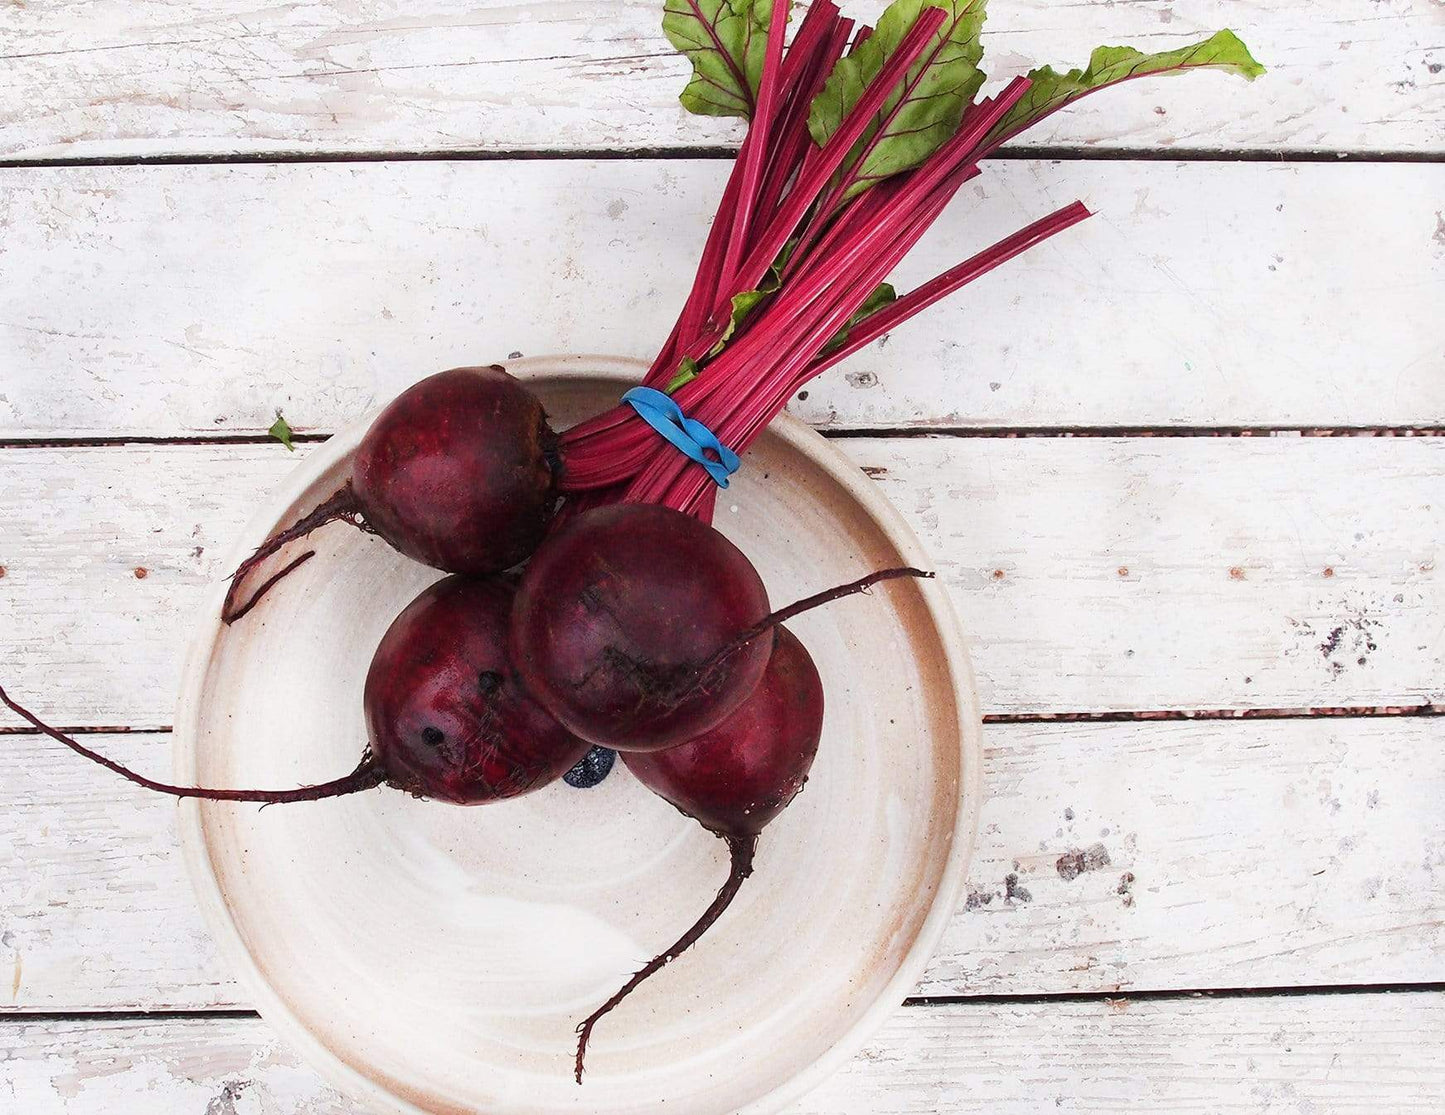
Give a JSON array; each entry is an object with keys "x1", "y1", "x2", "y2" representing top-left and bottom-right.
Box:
[
  {"x1": 2, "y1": 427, "x2": 1443, "y2": 450},
  {"x1": 1, "y1": 147, "x2": 1444, "y2": 170},
  {"x1": 2, "y1": 705, "x2": 1440, "y2": 738},
  {"x1": 6, "y1": 982, "x2": 1445, "y2": 1025}
]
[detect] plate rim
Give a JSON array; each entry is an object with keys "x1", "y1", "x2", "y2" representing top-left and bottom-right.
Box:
[{"x1": 173, "y1": 354, "x2": 983, "y2": 1115}]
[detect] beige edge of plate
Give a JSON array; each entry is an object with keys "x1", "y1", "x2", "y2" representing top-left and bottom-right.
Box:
[{"x1": 174, "y1": 354, "x2": 982, "y2": 1115}]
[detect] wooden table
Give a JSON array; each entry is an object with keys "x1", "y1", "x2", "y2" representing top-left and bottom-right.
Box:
[{"x1": 1, "y1": 1, "x2": 1442, "y2": 1110}]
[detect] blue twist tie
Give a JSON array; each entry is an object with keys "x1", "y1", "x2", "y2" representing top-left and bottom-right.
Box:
[{"x1": 622, "y1": 386, "x2": 740, "y2": 489}]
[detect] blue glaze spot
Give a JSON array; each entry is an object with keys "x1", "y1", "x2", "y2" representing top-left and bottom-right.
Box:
[{"x1": 564, "y1": 746, "x2": 616, "y2": 789}]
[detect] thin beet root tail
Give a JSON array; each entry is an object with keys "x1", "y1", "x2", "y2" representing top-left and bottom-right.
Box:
[
  {"x1": 574, "y1": 833, "x2": 757, "y2": 1084},
  {"x1": 692, "y1": 566, "x2": 934, "y2": 687},
  {"x1": 222, "y1": 484, "x2": 363, "y2": 625},
  {"x1": 0, "y1": 684, "x2": 386, "y2": 803},
  {"x1": 225, "y1": 551, "x2": 317, "y2": 624}
]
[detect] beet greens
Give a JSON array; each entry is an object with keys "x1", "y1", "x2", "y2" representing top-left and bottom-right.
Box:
[{"x1": 556, "y1": 0, "x2": 1261, "y2": 519}]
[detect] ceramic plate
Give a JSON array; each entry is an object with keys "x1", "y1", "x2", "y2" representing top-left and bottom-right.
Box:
[{"x1": 175, "y1": 355, "x2": 981, "y2": 1115}]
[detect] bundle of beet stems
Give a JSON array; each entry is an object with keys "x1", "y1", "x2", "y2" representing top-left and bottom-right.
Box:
[{"x1": 557, "y1": 0, "x2": 1261, "y2": 522}]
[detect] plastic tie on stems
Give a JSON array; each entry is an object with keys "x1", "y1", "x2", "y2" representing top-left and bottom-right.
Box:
[{"x1": 622, "y1": 386, "x2": 741, "y2": 488}]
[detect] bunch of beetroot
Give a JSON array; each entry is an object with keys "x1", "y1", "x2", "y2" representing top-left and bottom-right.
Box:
[
  {"x1": 1, "y1": 0, "x2": 1261, "y2": 1084},
  {"x1": 0, "y1": 363, "x2": 925, "y2": 1082}
]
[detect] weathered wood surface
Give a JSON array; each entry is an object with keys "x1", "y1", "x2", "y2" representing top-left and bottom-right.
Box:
[
  {"x1": 3, "y1": 717, "x2": 1440, "y2": 1010},
  {"x1": 0, "y1": 0, "x2": 1441, "y2": 160},
  {"x1": 4, "y1": 993, "x2": 1443, "y2": 1112},
  {"x1": 3, "y1": 437, "x2": 1440, "y2": 730},
  {"x1": 2, "y1": 0, "x2": 1440, "y2": 1109},
  {"x1": 2, "y1": 160, "x2": 1443, "y2": 438},
  {"x1": 0, "y1": 438, "x2": 1439, "y2": 729}
]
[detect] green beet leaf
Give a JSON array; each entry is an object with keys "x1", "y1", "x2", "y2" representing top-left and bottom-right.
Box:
[
  {"x1": 984, "y1": 29, "x2": 1264, "y2": 148},
  {"x1": 666, "y1": 355, "x2": 703, "y2": 393},
  {"x1": 808, "y1": 0, "x2": 988, "y2": 200},
  {"x1": 823, "y1": 282, "x2": 897, "y2": 353},
  {"x1": 707, "y1": 288, "x2": 770, "y2": 355},
  {"x1": 663, "y1": 0, "x2": 782, "y2": 118},
  {"x1": 268, "y1": 412, "x2": 295, "y2": 451}
]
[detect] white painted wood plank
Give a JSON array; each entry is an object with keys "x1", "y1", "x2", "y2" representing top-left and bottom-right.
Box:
[
  {"x1": 3, "y1": 718, "x2": 1440, "y2": 1009},
  {"x1": 4, "y1": 994, "x2": 1443, "y2": 1112},
  {"x1": 0, "y1": 438, "x2": 1438, "y2": 730},
  {"x1": 859, "y1": 434, "x2": 1444, "y2": 718},
  {"x1": 2, "y1": 160, "x2": 1442, "y2": 437},
  {"x1": 0, "y1": 731, "x2": 236, "y2": 1011},
  {"x1": 0, "y1": 0, "x2": 1440, "y2": 159},
  {"x1": 926, "y1": 717, "x2": 1445, "y2": 998}
]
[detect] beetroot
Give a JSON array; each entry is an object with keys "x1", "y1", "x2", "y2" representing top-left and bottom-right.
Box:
[
  {"x1": 568, "y1": 565, "x2": 931, "y2": 1080},
  {"x1": 573, "y1": 625, "x2": 822, "y2": 1081},
  {"x1": 224, "y1": 366, "x2": 559, "y2": 623},
  {"x1": 509, "y1": 504, "x2": 773, "y2": 752},
  {"x1": 365, "y1": 575, "x2": 590, "y2": 803},
  {"x1": 2, "y1": 575, "x2": 587, "y2": 806},
  {"x1": 623, "y1": 625, "x2": 823, "y2": 837}
]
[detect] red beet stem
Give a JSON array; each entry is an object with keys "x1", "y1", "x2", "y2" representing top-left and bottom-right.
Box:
[
  {"x1": 222, "y1": 484, "x2": 362, "y2": 624},
  {"x1": 812, "y1": 199, "x2": 1094, "y2": 369},
  {"x1": 0, "y1": 685, "x2": 385, "y2": 803},
  {"x1": 649, "y1": 0, "x2": 828, "y2": 385},
  {"x1": 558, "y1": 83, "x2": 1044, "y2": 508},
  {"x1": 660, "y1": 148, "x2": 748, "y2": 378},
  {"x1": 686, "y1": 6, "x2": 949, "y2": 357},
  {"x1": 716, "y1": 0, "x2": 788, "y2": 292},
  {"x1": 752, "y1": 6, "x2": 850, "y2": 230},
  {"x1": 574, "y1": 832, "x2": 757, "y2": 1083},
  {"x1": 696, "y1": 566, "x2": 933, "y2": 682},
  {"x1": 789, "y1": 7, "x2": 971, "y2": 263}
]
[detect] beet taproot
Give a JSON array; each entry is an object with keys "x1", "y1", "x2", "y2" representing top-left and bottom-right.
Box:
[{"x1": 571, "y1": 625, "x2": 822, "y2": 1080}]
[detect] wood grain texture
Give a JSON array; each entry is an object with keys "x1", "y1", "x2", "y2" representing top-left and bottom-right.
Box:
[
  {"x1": 0, "y1": 0, "x2": 1440, "y2": 159},
  {"x1": 2, "y1": 160, "x2": 1443, "y2": 438},
  {"x1": 1, "y1": 438, "x2": 1439, "y2": 730},
  {"x1": 0, "y1": 0, "x2": 1438, "y2": 1103},
  {"x1": 4, "y1": 994, "x2": 1443, "y2": 1112},
  {"x1": 2, "y1": 718, "x2": 1440, "y2": 1010}
]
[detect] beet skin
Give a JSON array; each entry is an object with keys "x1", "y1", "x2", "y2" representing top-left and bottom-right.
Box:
[
  {"x1": 509, "y1": 504, "x2": 772, "y2": 751},
  {"x1": 353, "y1": 365, "x2": 558, "y2": 575},
  {"x1": 366, "y1": 575, "x2": 589, "y2": 804}
]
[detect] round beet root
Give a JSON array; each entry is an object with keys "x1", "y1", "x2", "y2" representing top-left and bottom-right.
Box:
[
  {"x1": 353, "y1": 365, "x2": 558, "y2": 574},
  {"x1": 223, "y1": 365, "x2": 558, "y2": 624},
  {"x1": 622, "y1": 625, "x2": 823, "y2": 837},
  {"x1": 573, "y1": 624, "x2": 823, "y2": 1080},
  {"x1": 365, "y1": 575, "x2": 590, "y2": 804},
  {"x1": 509, "y1": 504, "x2": 772, "y2": 752}
]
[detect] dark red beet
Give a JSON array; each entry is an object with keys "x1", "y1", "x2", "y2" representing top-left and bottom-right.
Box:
[
  {"x1": 622, "y1": 626, "x2": 823, "y2": 837},
  {"x1": 365, "y1": 575, "x2": 590, "y2": 803},
  {"x1": 224, "y1": 366, "x2": 558, "y2": 623},
  {"x1": 352, "y1": 366, "x2": 557, "y2": 573},
  {"x1": 3, "y1": 575, "x2": 587, "y2": 806},
  {"x1": 509, "y1": 504, "x2": 773, "y2": 751},
  {"x1": 573, "y1": 625, "x2": 823, "y2": 1082}
]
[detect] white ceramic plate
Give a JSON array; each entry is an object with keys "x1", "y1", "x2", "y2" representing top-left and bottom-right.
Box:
[{"x1": 175, "y1": 355, "x2": 981, "y2": 1115}]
